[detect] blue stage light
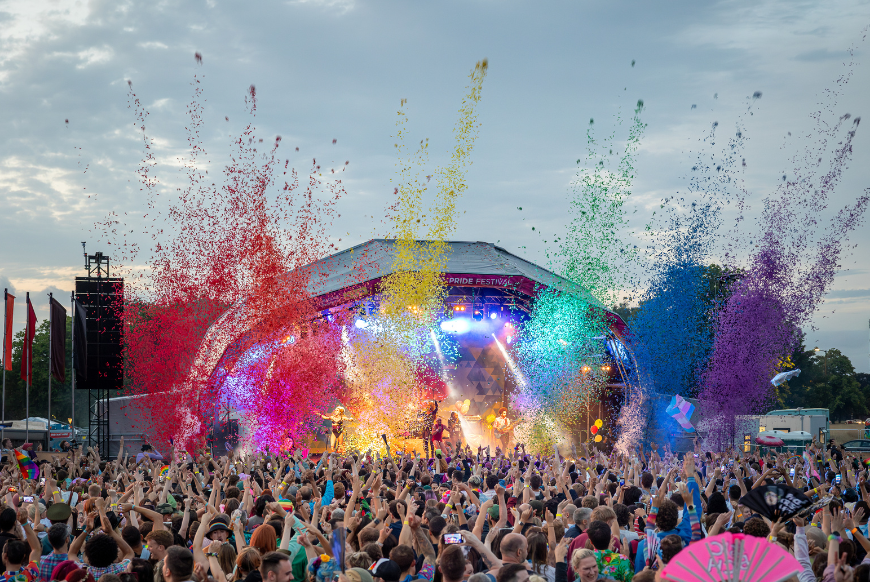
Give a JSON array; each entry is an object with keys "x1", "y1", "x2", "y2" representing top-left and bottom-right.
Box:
[
  {"x1": 489, "y1": 312, "x2": 498, "y2": 320},
  {"x1": 440, "y1": 318, "x2": 471, "y2": 334},
  {"x1": 354, "y1": 319, "x2": 369, "y2": 329}
]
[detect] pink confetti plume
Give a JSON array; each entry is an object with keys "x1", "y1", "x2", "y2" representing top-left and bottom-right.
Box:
[{"x1": 101, "y1": 66, "x2": 349, "y2": 451}]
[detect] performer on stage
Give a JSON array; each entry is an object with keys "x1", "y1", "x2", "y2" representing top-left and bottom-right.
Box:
[
  {"x1": 431, "y1": 417, "x2": 446, "y2": 451},
  {"x1": 492, "y1": 407, "x2": 517, "y2": 450},
  {"x1": 417, "y1": 400, "x2": 439, "y2": 458},
  {"x1": 447, "y1": 411, "x2": 463, "y2": 450},
  {"x1": 317, "y1": 406, "x2": 353, "y2": 453}
]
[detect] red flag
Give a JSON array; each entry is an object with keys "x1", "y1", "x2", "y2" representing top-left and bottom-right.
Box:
[
  {"x1": 3, "y1": 291, "x2": 13, "y2": 372},
  {"x1": 20, "y1": 295, "x2": 36, "y2": 382}
]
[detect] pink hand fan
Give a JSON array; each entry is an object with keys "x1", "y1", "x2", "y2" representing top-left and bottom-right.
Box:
[{"x1": 660, "y1": 532, "x2": 801, "y2": 582}]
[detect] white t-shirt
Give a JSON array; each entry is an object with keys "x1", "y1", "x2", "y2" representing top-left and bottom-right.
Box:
[{"x1": 61, "y1": 491, "x2": 79, "y2": 507}]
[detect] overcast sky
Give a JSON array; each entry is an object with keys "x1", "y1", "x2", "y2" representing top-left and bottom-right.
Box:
[{"x1": 1, "y1": 0, "x2": 869, "y2": 372}]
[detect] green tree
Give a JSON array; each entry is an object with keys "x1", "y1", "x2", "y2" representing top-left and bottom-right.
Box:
[
  {"x1": 1, "y1": 316, "x2": 89, "y2": 429},
  {"x1": 786, "y1": 347, "x2": 867, "y2": 421},
  {"x1": 775, "y1": 334, "x2": 817, "y2": 408}
]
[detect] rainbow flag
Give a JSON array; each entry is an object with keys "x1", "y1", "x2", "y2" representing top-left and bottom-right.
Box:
[
  {"x1": 158, "y1": 465, "x2": 170, "y2": 478},
  {"x1": 278, "y1": 500, "x2": 294, "y2": 512},
  {"x1": 15, "y1": 450, "x2": 39, "y2": 480}
]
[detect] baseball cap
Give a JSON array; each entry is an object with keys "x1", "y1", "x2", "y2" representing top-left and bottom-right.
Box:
[
  {"x1": 346, "y1": 568, "x2": 374, "y2": 582},
  {"x1": 371, "y1": 559, "x2": 401, "y2": 582}
]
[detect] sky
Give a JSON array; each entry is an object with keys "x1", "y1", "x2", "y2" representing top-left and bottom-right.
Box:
[{"x1": 1, "y1": 0, "x2": 869, "y2": 372}]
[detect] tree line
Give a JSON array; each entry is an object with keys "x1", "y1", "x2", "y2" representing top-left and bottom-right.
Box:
[{"x1": 2, "y1": 317, "x2": 90, "y2": 429}]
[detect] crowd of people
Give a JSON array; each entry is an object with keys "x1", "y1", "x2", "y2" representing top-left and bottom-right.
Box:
[{"x1": 0, "y1": 435, "x2": 868, "y2": 582}]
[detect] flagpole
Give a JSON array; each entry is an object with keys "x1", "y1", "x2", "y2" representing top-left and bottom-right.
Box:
[
  {"x1": 25, "y1": 292, "x2": 29, "y2": 444},
  {"x1": 70, "y1": 291, "x2": 75, "y2": 445},
  {"x1": 1, "y1": 289, "x2": 7, "y2": 444},
  {"x1": 48, "y1": 292, "x2": 52, "y2": 451}
]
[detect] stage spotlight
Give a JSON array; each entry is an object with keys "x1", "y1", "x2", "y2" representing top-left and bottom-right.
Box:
[
  {"x1": 494, "y1": 336, "x2": 527, "y2": 387},
  {"x1": 440, "y1": 318, "x2": 470, "y2": 334},
  {"x1": 354, "y1": 319, "x2": 369, "y2": 329},
  {"x1": 506, "y1": 335, "x2": 513, "y2": 344},
  {"x1": 581, "y1": 365, "x2": 590, "y2": 373},
  {"x1": 489, "y1": 312, "x2": 498, "y2": 320},
  {"x1": 472, "y1": 309, "x2": 483, "y2": 322}
]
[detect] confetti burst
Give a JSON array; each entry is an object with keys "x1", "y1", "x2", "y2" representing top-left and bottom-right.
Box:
[{"x1": 101, "y1": 72, "x2": 347, "y2": 451}]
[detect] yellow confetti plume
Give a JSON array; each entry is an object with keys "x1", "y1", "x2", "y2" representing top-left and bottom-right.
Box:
[{"x1": 380, "y1": 59, "x2": 489, "y2": 352}]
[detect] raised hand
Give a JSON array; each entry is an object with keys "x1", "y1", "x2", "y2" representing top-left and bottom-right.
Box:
[
  {"x1": 793, "y1": 516, "x2": 806, "y2": 528},
  {"x1": 554, "y1": 535, "x2": 570, "y2": 563}
]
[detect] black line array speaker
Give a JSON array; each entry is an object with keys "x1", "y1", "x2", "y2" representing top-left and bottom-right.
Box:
[{"x1": 74, "y1": 277, "x2": 124, "y2": 390}]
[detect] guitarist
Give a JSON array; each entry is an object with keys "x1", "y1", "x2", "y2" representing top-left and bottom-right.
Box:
[{"x1": 492, "y1": 407, "x2": 516, "y2": 450}]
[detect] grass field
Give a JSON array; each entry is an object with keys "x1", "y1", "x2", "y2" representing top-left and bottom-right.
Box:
[{"x1": 829, "y1": 422, "x2": 867, "y2": 442}]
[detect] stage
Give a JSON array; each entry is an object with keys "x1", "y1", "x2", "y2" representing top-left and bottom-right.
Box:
[{"x1": 191, "y1": 240, "x2": 637, "y2": 453}]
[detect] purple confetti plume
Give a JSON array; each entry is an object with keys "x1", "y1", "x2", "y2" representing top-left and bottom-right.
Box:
[{"x1": 699, "y1": 35, "x2": 870, "y2": 445}]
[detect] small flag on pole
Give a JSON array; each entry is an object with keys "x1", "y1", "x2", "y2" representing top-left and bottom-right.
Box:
[
  {"x1": 20, "y1": 298, "x2": 37, "y2": 382},
  {"x1": 3, "y1": 291, "x2": 13, "y2": 371},
  {"x1": 15, "y1": 449, "x2": 39, "y2": 480}
]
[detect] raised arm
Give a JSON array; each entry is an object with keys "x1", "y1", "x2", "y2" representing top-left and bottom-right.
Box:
[
  {"x1": 473, "y1": 498, "x2": 494, "y2": 539},
  {"x1": 193, "y1": 507, "x2": 216, "y2": 573},
  {"x1": 18, "y1": 507, "x2": 42, "y2": 563},
  {"x1": 461, "y1": 530, "x2": 502, "y2": 571},
  {"x1": 97, "y1": 498, "x2": 134, "y2": 560}
]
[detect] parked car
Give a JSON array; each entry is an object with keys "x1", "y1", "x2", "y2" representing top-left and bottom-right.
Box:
[{"x1": 840, "y1": 440, "x2": 870, "y2": 457}]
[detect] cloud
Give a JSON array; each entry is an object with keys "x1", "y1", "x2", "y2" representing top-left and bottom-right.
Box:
[
  {"x1": 794, "y1": 48, "x2": 850, "y2": 62},
  {"x1": 289, "y1": 0, "x2": 355, "y2": 14},
  {"x1": 0, "y1": 0, "x2": 867, "y2": 375},
  {"x1": 0, "y1": 275, "x2": 19, "y2": 297},
  {"x1": 825, "y1": 288, "x2": 870, "y2": 299}
]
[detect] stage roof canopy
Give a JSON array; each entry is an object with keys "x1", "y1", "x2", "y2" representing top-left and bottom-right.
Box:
[{"x1": 303, "y1": 239, "x2": 623, "y2": 325}]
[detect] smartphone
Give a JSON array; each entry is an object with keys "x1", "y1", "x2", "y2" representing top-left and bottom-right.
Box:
[
  {"x1": 619, "y1": 479, "x2": 625, "y2": 487},
  {"x1": 836, "y1": 474, "x2": 842, "y2": 484},
  {"x1": 790, "y1": 468, "x2": 795, "y2": 478},
  {"x1": 22, "y1": 496, "x2": 33, "y2": 503},
  {"x1": 39, "y1": 478, "x2": 45, "y2": 486},
  {"x1": 443, "y1": 533, "x2": 463, "y2": 545},
  {"x1": 267, "y1": 463, "x2": 272, "y2": 470}
]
